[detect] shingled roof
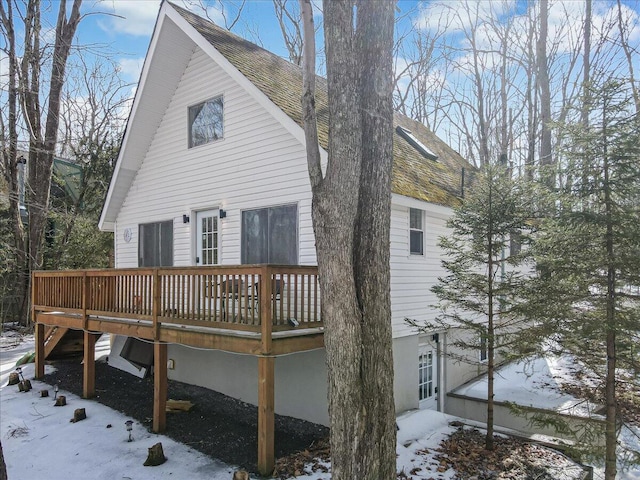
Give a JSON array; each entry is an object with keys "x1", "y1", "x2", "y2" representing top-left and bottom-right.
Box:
[{"x1": 171, "y1": 2, "x2": 471, "y2": 208}]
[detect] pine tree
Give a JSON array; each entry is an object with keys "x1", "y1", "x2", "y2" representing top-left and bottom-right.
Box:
[
  {"x1": 425, "y1": 161, "x2": 535, "y2": 450},
  {"x1": 527, "y1": 80, "x2": 640, "y2": 479}
]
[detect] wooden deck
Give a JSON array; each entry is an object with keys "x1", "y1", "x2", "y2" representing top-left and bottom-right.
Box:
[{"x1": 32, "y1": 265, "x2": 324, "y2": 475}]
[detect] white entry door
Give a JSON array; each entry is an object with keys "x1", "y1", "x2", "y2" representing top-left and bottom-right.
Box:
[
  {"x1": 196, "y1": 209, "x2": 220, "y2": 265},
  {"x1": 418, "y1": 343, "x2": 438, "y2": 410}
]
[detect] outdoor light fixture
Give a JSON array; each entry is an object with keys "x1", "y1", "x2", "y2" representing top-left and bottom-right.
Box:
[
  {"x1": 219, "y1": 209, "x2": 227, "y2": 219},
  {"x1": 15, "y1": 367, "x2": 24, "y2": 382},
  {"x1": 182, "y1": 214, "x2": 190, "y2": 224},
  {"x1": 53, "y1": 384, "x2": 59, "y2": 400},
  {"x1": 125, "y1": 420, "x2": 134, "y2": 442}
]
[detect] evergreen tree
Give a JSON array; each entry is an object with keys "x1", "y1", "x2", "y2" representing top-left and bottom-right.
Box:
[
  {"x1": 424, "y1": 161, "x2": 535, "y2": 450},
  {"x1": 526, "y1": 80, "x2": 640, "y2": 479}
]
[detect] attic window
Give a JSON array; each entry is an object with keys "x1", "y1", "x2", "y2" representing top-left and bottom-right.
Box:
[
  {"x1": 396, "y1": 126, "x2": 438, "y2": 161},
  {"x1": 189, "y1": 95, "x2": 224, "y2": 148}
]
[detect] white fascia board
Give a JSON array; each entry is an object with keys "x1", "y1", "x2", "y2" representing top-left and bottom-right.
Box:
[
  {"x1": 391, "y1": 193, "x2": 454, "y2": 218},
  {"x1": 99, "y1": 5, "x2": 172, "y2": 231},
  {"x1": 164, "y1": 5, "x2": 328, "y2": 163}
]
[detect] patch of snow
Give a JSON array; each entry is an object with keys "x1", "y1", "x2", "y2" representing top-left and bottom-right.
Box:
[
  {"x1": 0, "y1": 333, "x2": 600, "y2": 480},
  {"x1": 455, "y1": 355, "x2": 598, "y2": 416}
]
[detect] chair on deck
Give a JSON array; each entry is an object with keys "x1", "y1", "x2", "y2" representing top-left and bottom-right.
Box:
[
  {"x1": 250, "y1": 278, "x2": 284, "y2": 313},
  {"x1": 220, "y1": 277, "x2": 244, "y2": 321}
]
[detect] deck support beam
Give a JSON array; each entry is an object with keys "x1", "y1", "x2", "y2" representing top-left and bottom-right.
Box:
[
  {"x1": 83, "y1": 332, "x2": 97, "y2": 398},
  {"x1": 257, "y1": 355, "x2": 275, "y2": 476},
  {"x1": 153, "y1": 342, "x2": 168, "y2": 433},
  {"x1": 35, "y1": 323, "x2": 45, "y2": 379}
]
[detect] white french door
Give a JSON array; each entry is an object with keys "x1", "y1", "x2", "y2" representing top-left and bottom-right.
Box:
[
  {"x1": 418, "y1": 343, "x2": 438, "y2": 410},
  {"x1": 195, "y1": 209, "x2": 219, "y2": 265}
]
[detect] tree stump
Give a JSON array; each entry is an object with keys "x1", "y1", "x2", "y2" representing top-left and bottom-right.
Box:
[
  {"x1": 70, "y1": 408, "x2": 86, "y2": 423},
  {"x1": 7, "y1": 373, "x2": 19, "y2": 386},
  {"x1": 233, "y1": 470, "x2": 250, "y2": 480},
  {"x1": 143, "y1": 442, "x2": 166, "y2": 466},
  {"x1": 54, "y1": 396, "x2": 67, "y2": 406},
  {"x1": 40, "y1": 389, "x2": 49, "y2": 398},
  {"x1": 18, "y1": 380, "x2": 31, "y2": 392}
]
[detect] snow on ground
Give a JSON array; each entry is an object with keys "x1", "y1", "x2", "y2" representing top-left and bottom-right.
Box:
[
  {"x1": 0, "y1": 334, "x2": 463, "y2": 480},
  {"x1": 455, "y1": 355, "x2": 597, "y2": 416},
  {"x1": 1, "y1": 334, "x2": 236, "y2": 480},
  {"x1": 454, "y1": 353, "x2": 640, "y2": 480},
  {"x1": 0, "y1": 333, "x2": 603, "y2": 480}
]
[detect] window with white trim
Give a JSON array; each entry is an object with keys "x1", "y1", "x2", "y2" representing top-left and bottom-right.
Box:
[
  {"x1": 409, "y1": 208, "x2": 424, "y2": 255},
  {"x1": 138, "y1": 220, "x2": 173, "y2": 267},
  {"x1": 188, "y1": 96, "x2": 223, "y2": 148},
  {"x1": 241, "y1": 204, "x2": 298, "y2": 265}
]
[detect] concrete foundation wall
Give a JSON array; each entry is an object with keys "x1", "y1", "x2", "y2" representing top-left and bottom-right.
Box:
[
  {"x1": 446, "y1": 392, "x2": 606, "y2": 445},
  {"x1": 167, "y1": 344, "x2": 329, "y2": 425},
  {"x1": 393, "y1": 335, "x2": 420, "y2": 413}
]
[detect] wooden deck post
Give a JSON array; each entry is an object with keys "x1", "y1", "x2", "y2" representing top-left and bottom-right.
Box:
[
  {"x1": 153, "y1": 341, "x2": 168, "y2": 433},
  {"x1": 35, "y1": 323, "x2": 45, "y2": 379},
  {"x1": 83, "y1": 331, "x2": 96, "y2": 398},
  {"x1": 257, "y1": 355, "x2": 275, "y2": 476}
]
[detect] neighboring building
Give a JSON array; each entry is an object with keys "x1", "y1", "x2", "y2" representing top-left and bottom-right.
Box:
[{"x1": 97, "y1": 2, "x2": 484, "y2": 426}]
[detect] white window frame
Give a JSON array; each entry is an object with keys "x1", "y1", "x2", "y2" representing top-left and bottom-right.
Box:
[
  {"x1": 188, "y1": 95, "x2": 224, "y2": 148},
  {"x1": 409, "y1": 207, "x2": 425, "y2": 255}
]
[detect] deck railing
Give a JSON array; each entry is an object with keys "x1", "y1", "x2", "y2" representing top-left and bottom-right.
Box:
[{"x1": 32, "y1": 265, "x2": 322, "y2": 334}]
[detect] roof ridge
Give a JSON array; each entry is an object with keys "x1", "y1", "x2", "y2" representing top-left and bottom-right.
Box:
[{"x1": 168, "y1": 1, "x2": 471, "y2": 208}]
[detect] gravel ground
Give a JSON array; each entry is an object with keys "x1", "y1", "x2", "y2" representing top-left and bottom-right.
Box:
[{"x1": 41, "y1": 358, "x2": 328, "y2": 474}]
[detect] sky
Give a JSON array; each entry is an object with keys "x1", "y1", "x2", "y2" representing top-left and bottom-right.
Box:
[{"x1": 35, "y1": 0, "x2": 424, "y2": 85}]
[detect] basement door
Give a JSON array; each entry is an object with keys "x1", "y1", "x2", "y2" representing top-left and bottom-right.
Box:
[
  {"x1": 196, "y1": 209, "x2": 220, "y2": 265},
  {"x1": 418, "y1": 342, "x2": 438, "y2": 410}
]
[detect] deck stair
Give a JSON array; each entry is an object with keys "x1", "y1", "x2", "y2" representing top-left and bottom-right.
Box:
[{"x1": 45, "y1": 326, "x2": 94, "y2": 359}]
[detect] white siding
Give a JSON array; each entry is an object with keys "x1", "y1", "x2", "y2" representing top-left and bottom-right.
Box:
[
  {"x1": 110, "y1": 42, "x2": 488, "y2": 410},
  {"x1": 114, "y1": 47, "x2": 315, "y2": 268},
  {"x1": 389, "y1": 197, "x2": 452, "y2": 338}
]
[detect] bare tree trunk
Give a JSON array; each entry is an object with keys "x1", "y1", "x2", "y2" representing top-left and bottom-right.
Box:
[
  {"x1": 602, "y1": 101, "x2": 617, "y2": 480},
  {"x1": 537, "y1": 0, "x2": 553, "y2": 180},
  {"x1": 616, "y1": 0, "x2": 640, "y2": 115},
  {"x1": 273, "y1": 0, "x2": 303, "y2": 65},
  {"x1": 486, "y1": 238, "x2": 495, "y2": 451},
  {"x1": 300, "y1": 1, "x2": 396, "y2": 478},
  {"x1": 0, "y1": 0, "x2": 28, "y2": 323},
  {"x1": 27, "y1": 0, "x2": 83, "y2": 275}
]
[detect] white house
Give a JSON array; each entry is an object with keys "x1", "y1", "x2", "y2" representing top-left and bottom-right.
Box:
[{"x1": 97, "y1": 1, "x2": 484, "y2": 429}]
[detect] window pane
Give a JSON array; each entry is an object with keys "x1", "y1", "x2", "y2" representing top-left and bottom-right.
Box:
[
  {"x1": 139, "y1": 221, "x2": 173, "y2": 267},
  {"x1": 410, "y1": 230, "x2": 424, "y2": 255},
  {"x1": 159, "y1": 220, "x2": 173, "y2": 266},
  {"x1": 189, "y1": 96, "x2": 223, "y2": 148},
  {"x1": 242, "y1": 205, "x2": 297, "y2": 265},
  {"x1": 242, "y1": 209, "x2": 268, "y2": 264},
  {"x1": 410, "y1": 208, "x2": 422, "y2": 229},
  {"x1": 268, "y1": 205, "x2": 297, "y2": 265}
]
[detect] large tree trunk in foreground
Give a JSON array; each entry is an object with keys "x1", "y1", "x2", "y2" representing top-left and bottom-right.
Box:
[{"x1": 300, "y1": 1, "x2": 397, "y2": 478}]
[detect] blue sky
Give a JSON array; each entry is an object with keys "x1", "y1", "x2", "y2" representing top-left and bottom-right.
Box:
[{"x1": 58, "y1": 0, "x2": 422, "y2": 83}]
